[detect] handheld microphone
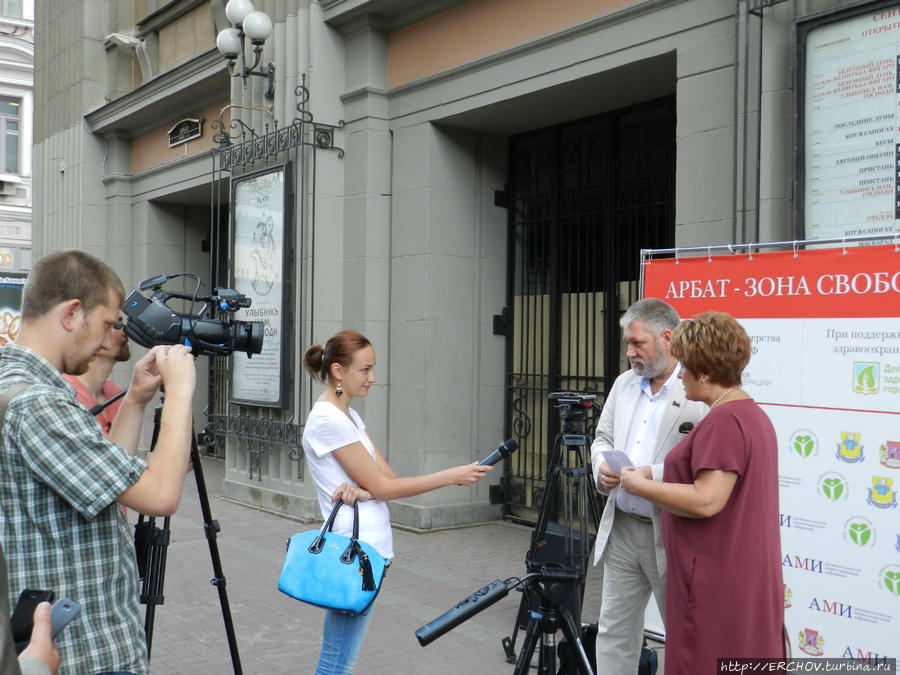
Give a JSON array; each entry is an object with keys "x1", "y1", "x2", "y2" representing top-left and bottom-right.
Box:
[
  {"x1": 415, "y1": 579, "x2": 510, "y2": 646},
  {"x1": 477, "y1": 439, "x2": 518, "y2": 467}
]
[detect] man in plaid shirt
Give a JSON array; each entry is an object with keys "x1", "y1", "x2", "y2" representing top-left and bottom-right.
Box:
[{"x1": 0, "y1": 250, "x2": 196, "y2": 675}]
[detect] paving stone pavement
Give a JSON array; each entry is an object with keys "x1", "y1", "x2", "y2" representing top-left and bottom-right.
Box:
[{"x1": 138, "y1": 457, "x2": 657, "y2": 674}]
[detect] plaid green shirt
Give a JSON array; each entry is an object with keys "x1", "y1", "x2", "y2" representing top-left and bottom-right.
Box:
[{"x1": 0, "y1": 344, "x2": 148, "y2": 675}]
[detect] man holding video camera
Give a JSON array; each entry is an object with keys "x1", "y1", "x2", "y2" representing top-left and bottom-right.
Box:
[{"x1": 0, "y1": 250, "x2": 196, "y2": 675}]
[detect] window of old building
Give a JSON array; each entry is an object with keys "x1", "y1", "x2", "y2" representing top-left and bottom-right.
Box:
[
  {"x1": 0, "y1": 98, "x2": 20, "y2": 174},
  {"x1": 0, "y1": 0, "x2": 22, "y2": 18}
]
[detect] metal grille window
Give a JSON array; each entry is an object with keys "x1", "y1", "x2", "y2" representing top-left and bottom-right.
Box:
[
  {"x1": 0, "y1": 98, "x2": 20, "y2": 174},
  {"x1": 503, "y1": 99, "x2": 675, "y2": 522}
]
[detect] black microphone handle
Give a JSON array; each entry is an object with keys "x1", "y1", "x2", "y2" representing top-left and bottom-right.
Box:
[
  {"x1": 477, "y1": 449, "x2": 504, "y2": 467},
  {"x1": 88, "y1": 387, "x2": 128, "y2": 416}
]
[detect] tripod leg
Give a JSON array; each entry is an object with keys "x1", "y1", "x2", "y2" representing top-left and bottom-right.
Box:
[
  {"x1": 558, "y1": 610, "x2": 594, "y2": 675},
  {"x1": 513, "y1": 612, "x2": 542, "y2": 675},
  {"x1": 501, "y1": 591, "x2": 526, "y2": 663},
  {"x1": 140, "y1": 515, "x2": 171, "y2": 657},
  {"x1": 538, "y1": 619, "x2": 557, "y2": 675},
  {"x1": 191, "y1": 432, "x2": 244, "y2": 675}
]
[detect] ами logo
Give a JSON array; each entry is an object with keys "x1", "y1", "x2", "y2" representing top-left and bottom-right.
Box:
[
  {"x1": 853, "y1": 362, "x2": 879, "y2": 394},
  {"x1": 836, "y1": 432, "x2": 864, "y2": 464}
]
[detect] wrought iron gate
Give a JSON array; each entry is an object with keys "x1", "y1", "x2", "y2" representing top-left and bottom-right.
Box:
[
  {"x1": 502, "y1": 98, "x2": 676, "y2": 523},
  {"x1": 202, "y1": 80, "x2": 342, "y2": 481}
]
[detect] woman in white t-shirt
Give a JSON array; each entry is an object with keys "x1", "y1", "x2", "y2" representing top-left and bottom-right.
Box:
[{"x1": 301, "y1": 330, "x2": 490, "y2": 675}]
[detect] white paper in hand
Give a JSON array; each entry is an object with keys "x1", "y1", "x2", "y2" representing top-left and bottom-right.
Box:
[
  {"x1": 601, "y1": 450, "x2": 633, "y2": 474},
  {"x1": 601, "y1": 450, "x2": 652, "y2": 514}
]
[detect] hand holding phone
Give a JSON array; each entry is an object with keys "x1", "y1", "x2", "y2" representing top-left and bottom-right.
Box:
[
  {"x1": 49, "y1": 598, "x2": 81, "y2": 640},
  {"x1": 10, "y1": 588, "x2": 54, "y2": 653}
]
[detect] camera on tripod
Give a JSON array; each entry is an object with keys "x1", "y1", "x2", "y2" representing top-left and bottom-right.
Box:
[
  {"x1": 416, "y1": 391, "x2": 603, "y2": 674},
  {"x1": 121, "y1": 273, "x2": 264, "y2": 358}
]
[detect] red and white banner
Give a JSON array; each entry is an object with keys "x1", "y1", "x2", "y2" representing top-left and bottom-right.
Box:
[{"x1": 644, "y1": 244, "x2": 899, "y2": 665}]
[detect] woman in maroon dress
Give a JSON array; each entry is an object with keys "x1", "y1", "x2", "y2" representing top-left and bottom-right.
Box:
[{"x1": 620, "y1": 311, "x2": 785, "y2": 674}]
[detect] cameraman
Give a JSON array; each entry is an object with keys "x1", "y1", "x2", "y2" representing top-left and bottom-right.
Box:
[{"x1": 0, "y1": 250, "x2": 196, "y2": 675}]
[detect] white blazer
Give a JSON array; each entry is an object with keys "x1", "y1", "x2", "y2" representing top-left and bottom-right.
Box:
[{"x1": 590, "y1": 368, "x2": 707, "y2": 575}]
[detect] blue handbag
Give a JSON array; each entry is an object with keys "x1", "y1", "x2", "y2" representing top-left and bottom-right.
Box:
[{"x1": 278, "y1": 499, "x2": 388, "y2": 615}]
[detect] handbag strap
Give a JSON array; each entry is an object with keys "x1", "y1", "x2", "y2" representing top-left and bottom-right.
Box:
[{"x1": 308, "y1": 499, "x2": 361, "y2": 554}]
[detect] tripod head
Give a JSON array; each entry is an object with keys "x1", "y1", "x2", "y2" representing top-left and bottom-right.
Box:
[{"x1": 549, "y1": 391, "x2": 599, "y2": 434}]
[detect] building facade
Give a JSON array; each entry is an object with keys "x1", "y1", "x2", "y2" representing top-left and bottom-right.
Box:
[
  {"x1": 32, "y1": 0, "x2": 863, "y2": 528},
  {"x1": 0, "y1": 0, "x2": 33, "y2": 276}
]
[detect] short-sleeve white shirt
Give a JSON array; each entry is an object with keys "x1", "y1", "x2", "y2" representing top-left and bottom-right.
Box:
[{"x1": 302, "y1": 400, "x2": 394, "y2": 558}]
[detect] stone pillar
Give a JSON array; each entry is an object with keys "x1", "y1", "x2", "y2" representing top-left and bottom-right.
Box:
[{"x1": 388, "y1": 122, "x2": 504, "y2": 528}]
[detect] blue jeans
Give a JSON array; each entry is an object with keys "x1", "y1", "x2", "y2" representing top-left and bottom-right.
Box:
[{"x1": 315, "y1": 607, "x2": 375, "y2": 674}]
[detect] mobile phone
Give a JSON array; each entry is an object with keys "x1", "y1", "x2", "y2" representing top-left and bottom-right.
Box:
[
  {"x1": 11, "y1": 588, "x2": 55, "y2": 653},
  {"x1": 49, "y1": 597, "x2": 81, "y2": 640}
]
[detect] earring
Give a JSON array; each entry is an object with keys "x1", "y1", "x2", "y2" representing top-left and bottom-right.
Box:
[
  {"x1": 701, "y1": 376, "x2": 708, "y2": 382},
  {"x1": 335, "y1": 381, "x2": 343, "y2": 397}
]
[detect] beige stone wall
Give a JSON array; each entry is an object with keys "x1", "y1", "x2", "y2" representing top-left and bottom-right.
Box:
[
  {"x1": 387, "y1": 0, "x2": 639, "y2": 87},
  {"x1": 129, "y1": 100, "x2": 229, "y2": 174}
]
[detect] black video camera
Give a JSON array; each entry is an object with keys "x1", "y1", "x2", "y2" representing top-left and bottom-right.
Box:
[{"x1": 121, "y1": 273, "x2": 264, "y2": 358}]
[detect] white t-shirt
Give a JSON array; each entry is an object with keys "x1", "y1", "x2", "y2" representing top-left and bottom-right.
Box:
[{"x1": 302, "y1": 400, "x2": 394, "y2": 559}]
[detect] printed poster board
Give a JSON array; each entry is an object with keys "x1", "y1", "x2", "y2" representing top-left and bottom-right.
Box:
[{"x1": 643, "y1": 244, "x2": 898, "y2": 665}]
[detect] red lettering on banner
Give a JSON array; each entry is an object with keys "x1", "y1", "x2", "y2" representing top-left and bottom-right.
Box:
[
  {"x1": 664, "y1": 279, "x2": 729, "y2": 299},
  {"x1": 643, "y1": 245, "x2": 900, "y2": 318}
]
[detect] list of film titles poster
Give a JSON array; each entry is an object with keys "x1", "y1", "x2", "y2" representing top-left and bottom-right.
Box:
[
  {"x1": 231, "y1": 170, "x2": 284, "y2": 405},
  {"x1": 804, "y1": 8, "x2": 900, "y2": 241}
]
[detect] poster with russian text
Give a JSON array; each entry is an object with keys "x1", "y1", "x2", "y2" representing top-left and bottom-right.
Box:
[
  {"x1": 644, "y1": 245, "x2": 898, "y2": 667},
  {"x1": 804, "y1": 6, "x2": 900, "y2": 241},
  {"x1": 231, "y1": 166, "x2": 285, "y2": 406}
]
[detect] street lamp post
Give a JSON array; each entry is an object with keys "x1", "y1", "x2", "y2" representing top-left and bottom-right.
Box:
[{"x1": 215, "y1": 0, "x2": 275, "y2": 99}]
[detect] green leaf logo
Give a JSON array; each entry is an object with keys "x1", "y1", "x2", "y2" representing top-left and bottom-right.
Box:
[
  {"x1": 857, "y1": 365, "x2": 876, "y2": 389},
  {"x1": 822, "y1": 478, "x2": 844, "y2": 501},
  {"x1": 884, "y1": 571, "x2": 900, "y2": 596},
  {"x1": 847, "y1": 522, "x2": 871, "y2": 546},
  {"x1": 794, "y1": 435, "x2": 814, "y2": 457}
]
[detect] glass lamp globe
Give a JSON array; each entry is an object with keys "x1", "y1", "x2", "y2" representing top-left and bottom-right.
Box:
[
  {"x1": 243, "y1": 11, "x2": 273, "y2": 45},
  {"x1": 225, "y1": 0, "x2": 255, "y2": 26},
  {"x1": 216, "y1": 27, "x2": 242, "y2": 59}
]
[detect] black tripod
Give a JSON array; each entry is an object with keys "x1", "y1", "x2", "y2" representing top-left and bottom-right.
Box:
[
  {"x1": 96, "y1": 391, "x2": 244, "y2": 674},
  {"x1": 502, "y1": 392, "x2": 603, "y2": 671},
  {"x1": 511, "y1": 566, "x2": 595, "y2": 675}
]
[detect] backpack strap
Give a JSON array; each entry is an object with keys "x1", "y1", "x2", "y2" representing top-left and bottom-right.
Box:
[{"x1": 0, "y1": 382, "x2": 29, "y2": 426}]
